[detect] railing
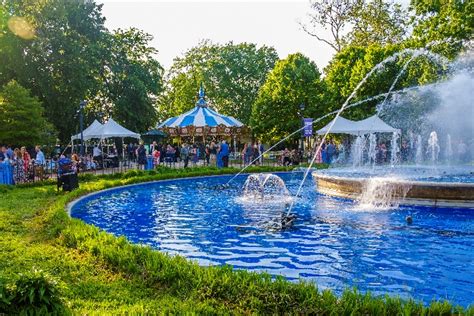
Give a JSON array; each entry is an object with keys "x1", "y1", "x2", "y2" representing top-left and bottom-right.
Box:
[{"x1": 0, "y1": 152, "x2": 297, "y2": 185}]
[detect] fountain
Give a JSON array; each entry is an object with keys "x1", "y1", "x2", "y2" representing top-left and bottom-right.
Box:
[
  {"x1": 390, "y1": 132, "x2": 400, "y2": 167},
  {"x1": 241, "y1": 173, "x2": 291, "y2": 202},
  {"x1": 446, "y1": 134, "x2": 453, "y2": 164},
  {"x1": 312, "y1": 49, "x2": 474, "y2": 209},
  {"x1": 415, "y1": 135, "x2": 423, "y2": 165},
  {"x1": 367, "y1": 133, "x2": 377, "y2": 167},
  {"x1": 68, "y1": 45, "x2": 474, "y2": 308},
  {"x1": 427, "y1": 131, "x2": 440, "y2": 164},
  {"x1": 352, "y1": 135, "x2": 365, "y2": 167}
]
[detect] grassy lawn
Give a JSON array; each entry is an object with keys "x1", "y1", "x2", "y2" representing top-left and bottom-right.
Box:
[{"x1": 0, "y1": 166, "x2": 472, "y2": 314}]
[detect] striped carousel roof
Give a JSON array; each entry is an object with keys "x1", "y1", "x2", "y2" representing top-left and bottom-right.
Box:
[{"x1": 157, "y1": 86, "x2": 244, "y2": 129}]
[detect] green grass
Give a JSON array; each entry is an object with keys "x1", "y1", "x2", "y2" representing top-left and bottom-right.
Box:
[{"x1": 0, "y1": 165, "x2": 472, "y2": 314}]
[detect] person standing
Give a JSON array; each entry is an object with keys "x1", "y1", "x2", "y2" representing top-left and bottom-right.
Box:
[
  {"x1": 6, "y1": 145, "x2": 13, "y2": 160},
  {"x1": 34, "y1": 145, "x2": 46, "y2": 180},
  {"x1": 210, "y1": 141, "x2": 217, "y2": 165},
  {"x1": 0, "y1": 146, "x2": 5, "y2": 162},
  {"x1": 20, "y1": 147, "x2": 30, "y2": 173},
  {"x1": 216, "y1": 142, "x2": 223, "y2": 168},
  {"x1": 327, "y1": 141, "x2": 336, "y2": 164},
  {"x1": 400, "y1": 140, "x2": 409, "y2": 163},
  {"x1": 220, "y1": 140, "x2": 229, "y2": 168},
  {"x1": 93, "y1": 145, "x2": 102, "y2": 168},
  {"x1": 205, "y1": 145, "x2": 210, "y2": 166},
  {"x1": 181, "y1": 143, "x2": 190, "y2": 168},
  {"x1": 242, "y1": 143, "x2": 250, "y2": 165},
  {"x1": 258, "y1": 141, "x2": 264, "y2": 165},
  {"x1": 137, "y1": 143, "x2": 147, "y2": 169},
  {"x1": 13, "y1": 148, "x2": 25, "y2": 184}
]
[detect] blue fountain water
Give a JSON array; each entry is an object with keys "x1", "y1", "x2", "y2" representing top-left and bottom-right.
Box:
[{"x1": 70, "y1": 172, "x2": 474, "y2": 307}]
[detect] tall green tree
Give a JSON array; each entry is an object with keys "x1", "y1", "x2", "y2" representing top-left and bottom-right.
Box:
[
  {"x1": 322, "y1": 42, "x2": 449, "y2": 125},
  {"x1": 89, "y1": 28, "x2": 164, "y2": 133},
  {"x1": 250, "y1": 53, "x2": 325, "y2": 143},
  {"x1": 0, "y1": 0, "x2": 164, "y2": 141},
  {"x1": 0, "y1": 0, "x2": 106, "y2": 142},
  {"x1": 0, "y1": 80, "x2": 55, "y2": 146},
  {"x1": 159, "y1": 41, "x2": 278, "y2": 125},
  {"x1": 408, "y1": 0, "x2": 473, "y2": 58}
]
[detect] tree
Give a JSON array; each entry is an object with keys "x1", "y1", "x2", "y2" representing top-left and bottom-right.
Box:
[
  {"x1": 322, "y1": 41, "x2": 451, "y2": 125},
  {"x1": 250, "y1": 53, "x2": 325, "y2": 143},
  {"x1": 0, "y1": 0, "x2": 164, "y2": 141},
  {"x1": 302, "y1": 0, "x2": 361, "y2": 52},
  {"x1": 0, "y1": 80, "x2": 55, "y2": 146},
  {"x1": 347, "y1": 0, "x2": 408, "y2": 47},
  {"x1": 159, "y1": 41, "x2": 278, "y2": 125},
  {"x1": 0, "y1": 0, "x2": 107, "y2": 142},
  {"x1": 302, "y1": 0, "x2": 408, "y2": 52},
  {"x1": 90, "y1": 28, "x2": 164, "y2": 133},
  {"x1": 408, "y1": 0, "x2": 473, "y2": 58}
]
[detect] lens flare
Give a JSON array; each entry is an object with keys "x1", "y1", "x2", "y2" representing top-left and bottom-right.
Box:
[{"x1": 7, "y1": 16, "x2": 35, "y2": 40}]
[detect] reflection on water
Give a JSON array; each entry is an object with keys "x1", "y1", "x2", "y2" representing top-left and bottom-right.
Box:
[{"x1": 71, "y1": 173, "x2": 474, "y2": 306}]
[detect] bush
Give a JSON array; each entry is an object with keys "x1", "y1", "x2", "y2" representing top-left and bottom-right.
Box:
[{"x1": 0, "y1": 269, "x2": 66, "y2": 315}]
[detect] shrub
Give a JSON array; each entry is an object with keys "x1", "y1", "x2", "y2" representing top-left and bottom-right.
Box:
[{"x1": 3, "y1": 269, "x2": 66, "y2": 315}]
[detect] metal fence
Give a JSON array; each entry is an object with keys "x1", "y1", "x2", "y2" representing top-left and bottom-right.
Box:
[{"x1": 1, "y1": 153, "x2": 289, "y2": 185}]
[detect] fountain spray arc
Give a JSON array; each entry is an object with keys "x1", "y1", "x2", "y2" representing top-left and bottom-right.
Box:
[
  {"x1": 225, "y1": 80, "x2": 448, "y2": 186},
  {"x1": 231, "y1": 85, "x2": 444, "y2": 183},
  {"x1": 227, "y1": 44, "x2": 454, "y2": 186},
  {"x1": 286, "y1": 47, "x2": 451, "y2": 217}
]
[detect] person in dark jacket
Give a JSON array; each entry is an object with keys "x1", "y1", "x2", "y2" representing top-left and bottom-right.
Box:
[{"x1": 137, "y1": 144, "x2": 147, "y2": 169}]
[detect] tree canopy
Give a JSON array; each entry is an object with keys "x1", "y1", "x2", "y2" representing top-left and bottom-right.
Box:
[
  {"x1": 158, "y1": 41, "x2": 278, "y2": 125},
  {"x1": 0, "y1": 80, "x2": 55, "y2": 146},
  {"x1": 0, "y1": 0, "x2": 163, "y2": 142},
  {"x1": 250, "y1": 53, "x2": 325, "y2": 143}
]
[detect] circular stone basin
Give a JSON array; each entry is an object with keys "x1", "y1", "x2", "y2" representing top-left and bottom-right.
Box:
[
  {"x1": 69, "y1": 172, "x2": 474, "y2": 306},
  {"x1": 313, "y1": 166, "x2": 474, "y2": 209}
]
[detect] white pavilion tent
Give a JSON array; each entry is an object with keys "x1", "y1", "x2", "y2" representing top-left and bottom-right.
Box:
[
  {"x1": 86, "y1": 118, "x2": 140, "y2": 140},
  {"x1": 317, "y1": 115, "x2": 399, "y2": 135},
  {"x1": 316, "y1": 116, "x2": 359, "y2": 135},
  {"x1": 353, "y1": 115, "x2": 400, "y2": 134},
  {"x1": 71, "y1": 119, "x2": 103, "y2": 141},
  {"x1": 71, "y1": 118, "x2": 140, "y2": 160}
]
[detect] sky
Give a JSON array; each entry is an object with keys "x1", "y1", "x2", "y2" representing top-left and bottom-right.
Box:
[{"x1": 97, "y1": 0, "x2": 336, "y2": 72}]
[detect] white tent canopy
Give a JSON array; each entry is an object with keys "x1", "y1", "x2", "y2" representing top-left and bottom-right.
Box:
[
  {"x1": 316, "y1": 116, "x2": 359, "y2": 135},
  {"x1": 354, "y1": 115, "x2": 400, "y2": 134},
  {"x1": 85, "y1": 118, "x2": 140, "y2": 140},
  {"x1": 317, "y1": 115, "x2": 399, "y2": 135},
  {"x1": 71, "y1": 120, "x2": 103, "y2": 141}
]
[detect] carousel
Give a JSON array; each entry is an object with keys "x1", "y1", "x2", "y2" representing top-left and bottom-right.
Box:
[{"x1": 157, "y1": 85, "x2": 248, "y2": 149}]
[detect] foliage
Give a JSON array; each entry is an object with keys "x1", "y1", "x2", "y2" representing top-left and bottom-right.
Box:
[
  {"x1": 159, "y1": 41, "x2": 278, "y2": 125},
  {"x1": 347, "y1": 0, "x2": 408, "y2": 47},
  {"x1": 321, "y1": 40, "x2": 453, "y2": 128},
  {"x1": 251, "y1": 53, "x2": 325, "y2": 143},
  {"x1": 0, "y1": 80, "x2": 56, "y2": 146},
  {"x1": 408, "y1": 0, "x2": 473, "y2": 58},
  {"x1": 0, "y1": 0, "x2": 163, "y2": 142},
  {"x1": 0, "y1": 269, "x2": 66, "y2": 315},
  {"x1": 302, "y1": 0, "x2": 408, "y2": 52},
  {"x1": 87, "y1": 28, "x2": 164, "y2": 134},
  {"x1": 0, "y1": 0, "x2": 107, "y2": 142},
  {"x1": 302, "y1": 0, "x2": 361, "y2": 52}
]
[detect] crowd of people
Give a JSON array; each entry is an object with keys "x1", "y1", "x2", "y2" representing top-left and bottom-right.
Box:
[
  {"x1": 127, "y1": 140, "x2": 232, "y2": 169},
  {"x1": 0, "y1": 145, "x2": 47, "y2": 184}
]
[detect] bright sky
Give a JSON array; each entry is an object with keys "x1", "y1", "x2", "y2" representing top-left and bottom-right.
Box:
[
  {"x1": 98, "y1": 0, "x2": 410, "y2": 72},
  {"x1": 98, "y1": 0, "x2": 336, "y2": 72}
]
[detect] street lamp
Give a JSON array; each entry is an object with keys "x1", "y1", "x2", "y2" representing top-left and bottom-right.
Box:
[
  {"x1": 300, "y1": 103, "x2": 305, "y2": 153},
  {"x1": 79, "y1": 100, "x2": 87, "y2": 156}
]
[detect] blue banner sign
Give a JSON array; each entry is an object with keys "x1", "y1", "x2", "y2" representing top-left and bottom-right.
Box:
[{"x1": 303, "y1": 118, "x2": 313, "y2": 137}]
